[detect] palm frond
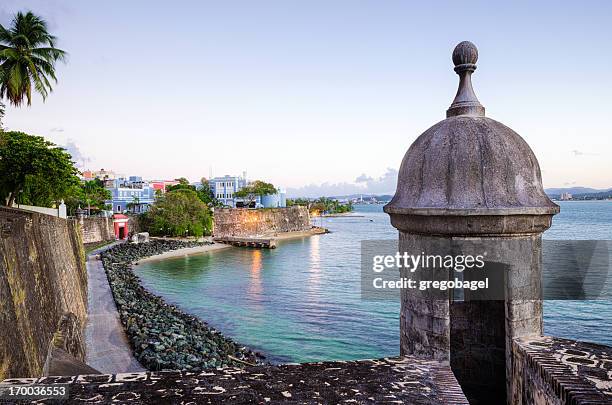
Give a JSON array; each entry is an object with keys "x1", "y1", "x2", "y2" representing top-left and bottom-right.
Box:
[{"x1": 0, "y1": 11, "x2": 66, "y2": 106}]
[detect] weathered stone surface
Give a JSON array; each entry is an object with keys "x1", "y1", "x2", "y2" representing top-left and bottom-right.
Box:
[
  {"x1": 43, "y1": 348, "x2": 100, "y2": 377},
  {"x1": 385, "y1": 116, "x2": 559, "y2": 218},
  {"x1": 385, "y1": 42, "x2": 561, "y2": 404},
  {"x1": 0, "y1": 357, "x2": 469, "y2": 404},
  {"x1": 512, "y1": 336, "x2": 612, "y2": 404},
  {"x1": 79, "y1": 217, "x2": 114, "y2": 244},
  {"x1": 0, "y1": 207, "x2": 88, "y2": 379},
  {"x1": 213, "y1": 206, "x2": 310, "y2": 238},
  {"x1": 43, "y1": 313, "x2": 95, "y2": 377}
]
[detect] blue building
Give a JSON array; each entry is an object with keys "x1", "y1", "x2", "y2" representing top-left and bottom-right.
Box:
[
  {"x1": 210, "y1": 175, "x2": 248, "y2": 207},
  {"x1": 260, "y1": 189, "x2": 287, "y2": 208},
  {"x1": 106, "y1": 176, "x2": 156, "y2": 213},
  {"x1": 210, "y1": 174, "x2": 286, "y2": 208}
]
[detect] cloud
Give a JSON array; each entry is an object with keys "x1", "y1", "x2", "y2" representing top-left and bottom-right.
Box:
[
  {"x1": 50, "y1": 127, "x2": 65, "y2": 132},
  {"x1": 355, "y1": 173, "x2": 373, "y2": 183},
  {"x1": 572, "y1": 149, "x2": 599, "y2": 157},
  {"x1": 287, "y1": 168, "x2": 398, "y2": 198},
  {"x1": 62, "y1": 139, "x2": 90, "y2": 169}
]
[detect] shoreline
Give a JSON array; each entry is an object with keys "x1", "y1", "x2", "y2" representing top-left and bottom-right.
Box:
[
  {"x1": 321, "y1": 213, "x2": 365, "y2": 217},
  {"x1": 135, "y1": 242, "x2": 231, "y2": 264},
  {"x1": 99, "y1": 240, "x2": 265, "y2": 371},
  {"x1": 272, "y1": 226, "x2": 329, "y2": 241}
]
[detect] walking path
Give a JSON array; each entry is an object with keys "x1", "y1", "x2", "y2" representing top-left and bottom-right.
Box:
[{"x1": 84, "y1": 242, "x2": 145, "y2": 373}]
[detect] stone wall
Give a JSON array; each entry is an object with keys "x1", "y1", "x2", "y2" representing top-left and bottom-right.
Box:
[
  {"x1": 511, "y1": 336, "x2": 611, "y2": 404},
  {"x1": 0, "y1": 357, "x2": 470, "y2": 404},
  {"x1": 0, "y1": 207, "x2": 88, "y2": 379},
  {"x1": 213, "y1": 206, "x2": 311, "y2": 237},
  {"x1": 80, "y1": 217, "x2": 115, "y2": 244}
]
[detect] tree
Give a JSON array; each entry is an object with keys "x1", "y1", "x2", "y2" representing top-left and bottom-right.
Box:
[
  {"x1": 0, "y1": 131, "x2": 79, "y2": 207},
  {"x1": 142, "y1": 189, "x2": 212, "y2": 237},
  {"x1": 166, "y1": 182, "x2": 195, "y2": 193},
  {"x1": 288, "y1": 197, "x2": 352, "y2": 215},
  {"x1": 0, "y1": 101, "x2": 4, "y2": 130},
  {"x1": 287, "y1": 197, "x2": 310, "y2": 207},
  {"x1": 0, "y1": 11, "x2": 67, "y2": 107},
  {"x1": 235, "y1": 180, "x2": 277, "y2": 205},
  {"x1": 196, "y1": 177, "x2": 220, "y2": 206},
  {"x1": 64, "y1": 178, "x2": 112, "y2": 215},
  {"x1": 126, "y1": 196, "x2": 141, "y2": 214}
]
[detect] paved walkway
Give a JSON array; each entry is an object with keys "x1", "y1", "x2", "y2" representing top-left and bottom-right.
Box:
[{"x1": 84, "y1": 242, "x2": 145, "y2": 373}]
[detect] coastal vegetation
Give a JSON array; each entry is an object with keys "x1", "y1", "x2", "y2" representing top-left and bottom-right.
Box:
[
  {"x1": 0, "y1": 131, "x2": 79, "y2": 207},
  {"x1": 140, "y1": 188, "x2": 213, "y2": 237},
  {"x1": 288, "y1": 196, "x2": 353, "y2": 215},
  {"x1": 0, "y1": 11, "x2": 66, "y2": 117},
  {"x1": 165, "y1": 177, "x2": 220, "y2": 207},
  {"x1": 234, "y1": 180, "x2": 277, "y2": 205},
  {"x1": 100, "y1": 240, "x2": 263, "y2": 370},
  {"x1": 64, "y1": 178, "x2": 112, "y2": 215},
  {"x1": 0, "y1": 11, "x2": 72, "y2": 207}
]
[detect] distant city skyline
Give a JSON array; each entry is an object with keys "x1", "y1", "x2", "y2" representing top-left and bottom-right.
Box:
[{"x1": 2, "y1": 0, "x2": 611, "y2": 194}]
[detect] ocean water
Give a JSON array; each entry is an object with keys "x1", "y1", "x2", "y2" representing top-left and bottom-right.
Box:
[{"x1": 135, "y1": 201, "x2": 612, "y2": 363}]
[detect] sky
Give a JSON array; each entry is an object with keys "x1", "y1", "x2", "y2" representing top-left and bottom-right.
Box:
[{"x1": 2, "y1": 0, "x2": 611, "y2": 197}]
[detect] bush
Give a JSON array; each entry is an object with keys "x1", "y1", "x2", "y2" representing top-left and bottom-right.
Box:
[{"x1": 143, "y1": 189, "x2": 212, "y2": 237}]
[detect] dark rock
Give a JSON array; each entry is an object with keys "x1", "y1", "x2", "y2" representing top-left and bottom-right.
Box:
[{"x1": 99, "y1": 240, "x2": 264, "y2": 372}]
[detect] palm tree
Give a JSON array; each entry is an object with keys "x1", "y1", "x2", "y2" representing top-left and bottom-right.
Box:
[
  {"x1": 0, "y1": 101, "x2": 4, "y2": 130},
  {"x1": 0, "y1": 11, "x2": 66, "y2": 107}
]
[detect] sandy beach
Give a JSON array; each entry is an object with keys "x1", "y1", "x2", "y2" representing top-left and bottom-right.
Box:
[
  {"x1": 135, "y1": 243, "x2": 232, "y2": 264},
  {"x1": 136, "y1": 228, "x2": 327, "y2": 263}
]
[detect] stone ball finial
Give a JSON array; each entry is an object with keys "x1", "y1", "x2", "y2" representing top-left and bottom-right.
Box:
[
  {"x1": 452, "y1": 41, "x2": 478, "y2": 67},
  {"x1": 447, "y1": 41, "x2": 484, "y2": 116},
  {"x1": 384, "y1": 41, "x2": 560, "y2": 234}
]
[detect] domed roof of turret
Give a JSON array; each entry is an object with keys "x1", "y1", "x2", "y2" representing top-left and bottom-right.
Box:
[{"x1": 385, "y1": 41, "x2": 558, "y2": 216}]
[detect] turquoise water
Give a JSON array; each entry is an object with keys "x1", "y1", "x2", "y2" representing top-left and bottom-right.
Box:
[{"x1": 135, "y1": 201, "x2": 612, "y2": 363}]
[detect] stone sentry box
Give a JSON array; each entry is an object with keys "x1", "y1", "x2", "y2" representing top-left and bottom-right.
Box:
[{"x1": 384, "y1": 41, "x2": 559, "y2": 404}]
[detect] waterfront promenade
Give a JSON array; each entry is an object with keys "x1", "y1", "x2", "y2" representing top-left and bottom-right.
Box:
[{"x1": 84, "y1": 243, "x2": 145, "y2": 373}]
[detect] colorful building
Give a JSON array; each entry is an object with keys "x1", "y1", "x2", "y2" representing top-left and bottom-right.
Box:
[
  {"x1": 106, "y1": 176, "x2": 156, "y2": 213},
  {"x1": 81, "y1": 168, "x2": 119, "y2": 182},
  {"x1": 210, "y1": 175, "x2": 248, "y2": 207},
  {"x1": 150, "y1": 179, "x2": 180, "y2": 194},
  {"x1": 210, "y1": 174, "x2": 286, "y2": 208}
]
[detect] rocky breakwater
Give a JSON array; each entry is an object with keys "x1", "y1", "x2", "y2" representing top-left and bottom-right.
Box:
[{"x1": 100, "y1": 240, "x2": 264, "y2": 371}]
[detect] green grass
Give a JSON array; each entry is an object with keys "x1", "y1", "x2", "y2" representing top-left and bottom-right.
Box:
[{"x1": 84, "y1": 240, "x2": 115, "y2": 254}]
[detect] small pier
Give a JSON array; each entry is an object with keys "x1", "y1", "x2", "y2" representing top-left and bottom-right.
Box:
[
  {"x1": 213, "y1": 236, "x2": 277, "y2": 249},
  {"x1": 213, "y1": 227, "x2": 328, "y2": 249}
]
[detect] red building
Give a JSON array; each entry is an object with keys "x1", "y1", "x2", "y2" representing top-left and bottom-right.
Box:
[
  {"x1": 150, "y1": 180, "x2": 180, "y2": 194},
  {"x1": 112, "y1": 214, "x2": 129, "y2": 239}
]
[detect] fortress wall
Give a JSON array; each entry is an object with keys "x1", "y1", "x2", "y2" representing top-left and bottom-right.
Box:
[
  {"x1": 511, "y1": 336, "x2": 611, "y2": 404},
  {"x1": 80, "y1": 217, "x2": 115, "y2": 244},
  {"x1": 0, "y1": 207, "x2": 88, "y2": 379},
  {"x1": 213, "y1": 206, "x2": 311, "y2": 237}
]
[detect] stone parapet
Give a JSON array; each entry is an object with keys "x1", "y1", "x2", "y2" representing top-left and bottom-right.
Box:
[
  {"x1": 511, "y1": 336, "x2": 612, "y2": 405},
  {"x1": 0, "y1": 357, "x2": 468, "y2": 404}
]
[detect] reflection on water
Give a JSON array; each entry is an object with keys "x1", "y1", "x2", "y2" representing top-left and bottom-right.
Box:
[
  {"x1": 135, "y1": 202, "x2": 612, "y2": 363},
  {"x1": 308, "y1": 234, "x2": 321, "y2": 289},
  {"x1": 247, "y1": 249, "x2": 263, "y2": 303}
]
